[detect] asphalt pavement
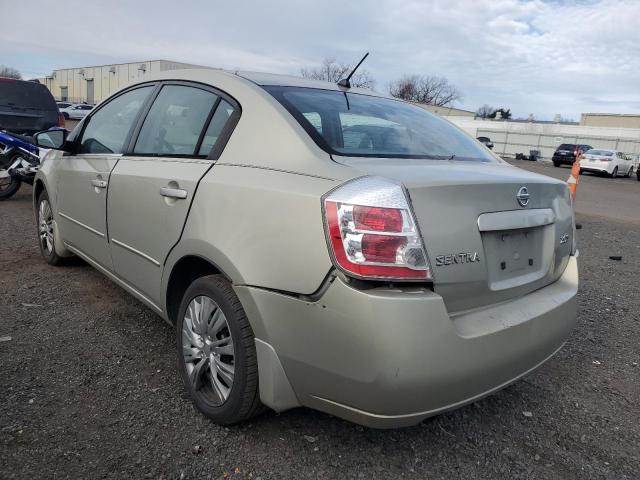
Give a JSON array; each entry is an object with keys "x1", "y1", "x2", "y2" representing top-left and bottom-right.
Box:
[{"x1": 1, "y1": 161, "x2": 639, "y2": 479}]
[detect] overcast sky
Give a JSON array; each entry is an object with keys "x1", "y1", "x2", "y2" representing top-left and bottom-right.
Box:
[{"x1": 1, "y1": 0, "x2": 638, "y2": 119}]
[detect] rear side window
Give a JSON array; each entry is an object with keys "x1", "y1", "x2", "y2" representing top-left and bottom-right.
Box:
[
  {"x1": 78, "y1": 86, "x2": 153, "y2": 154},
  {"x1": 0, "y1": 80, "x2": 57, "y2": 110},
  {"x1": 197, "y1": 100, "x2": 235, "y2": 156},
  {"x1": 134, "y1": 85, "x2": 218, "y2": 156}
]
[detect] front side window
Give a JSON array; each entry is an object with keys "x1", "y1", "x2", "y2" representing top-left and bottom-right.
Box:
[
  {"x1": 78, "y1": 86, "x2": 152, "y2": 154},
  {"x1": 134, "y1": 85, "x2": 218, "y2": 156},
  {"x1": 265, "y1": 86, "x2": 495, "y2": 162}
]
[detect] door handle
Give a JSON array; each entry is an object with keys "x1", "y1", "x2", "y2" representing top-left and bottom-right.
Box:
[
  {"x1": 160, "y1": 187, "x2": 188, "y2": 199},
  {"x1": 91, "y1": 179, "x2": 107, "y2": 188}
]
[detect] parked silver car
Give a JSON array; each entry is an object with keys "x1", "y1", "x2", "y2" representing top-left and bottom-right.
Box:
[
  {"x1": 59, "y1": 103, "x2": 94, "y2": 120},
  {"x1": 32, "y1": 69, "x2": 578, "y2": 428}
]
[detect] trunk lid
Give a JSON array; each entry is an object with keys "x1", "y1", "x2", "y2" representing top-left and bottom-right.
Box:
[{"x1": 335, "y1": 158, "x2": 574, "y2": 313}]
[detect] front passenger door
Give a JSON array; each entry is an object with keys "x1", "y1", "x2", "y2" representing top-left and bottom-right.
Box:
[
  {"x1": 107, "y1": 83, "x2": 238, "y2": 306},
  {"x1": 56, "y1": 85, "x2": 154, "y2": 270}
]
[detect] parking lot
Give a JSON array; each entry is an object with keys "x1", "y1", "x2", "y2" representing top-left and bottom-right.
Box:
[{"x1": 1, "y1": 160, "x2": 639, "y2": 480}]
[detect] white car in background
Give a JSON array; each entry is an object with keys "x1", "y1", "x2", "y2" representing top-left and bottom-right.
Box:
[
  {"x1": 580, "y1": 149, "x2": 634, "y2": 178},
  {"x1": 59, "y1": 103, "x2": 93, "y2": 120}
]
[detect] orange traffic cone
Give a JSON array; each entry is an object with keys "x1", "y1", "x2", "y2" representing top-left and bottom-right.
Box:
[{"x1": 567, "y1": 152, "x2": 581, "y2": 200}]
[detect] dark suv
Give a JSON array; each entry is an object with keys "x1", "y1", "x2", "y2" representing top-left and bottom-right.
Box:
[
  {"x1": 552, "y1": 143, "x2": 592, "y2": 167},
  {"x1": 0, "y1": 78, "x2": 63, "y2": 135}
]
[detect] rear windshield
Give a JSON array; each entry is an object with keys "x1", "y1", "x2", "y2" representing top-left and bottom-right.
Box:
[
  {"x1": 0, "y1": 79, "x2": 57, "y2": 111},
  {"x1": 557, "y1": 144, "x2": 577, "y2": 151},
  {"x1": 586, "y1": 149, "x2": 613, "y2": 156},
  {"x1": 265, "y1": 86, "x2": 495, "y2": 162}
]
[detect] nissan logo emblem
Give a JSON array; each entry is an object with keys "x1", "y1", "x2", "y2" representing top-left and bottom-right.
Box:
[{"x1": 517, "y1": 186, "x2": 530, "y2": 207}]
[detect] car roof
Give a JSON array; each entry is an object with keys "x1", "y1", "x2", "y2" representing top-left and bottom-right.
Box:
[
  {"x1": 144, "y1": 68, "x2": 390, "y2": 99},
  {"x1": 236, "y1": 70, "x2": 390, "y2": 97}
]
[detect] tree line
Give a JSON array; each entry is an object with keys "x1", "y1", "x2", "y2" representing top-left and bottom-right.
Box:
[
  {"x1": 0, "y1": 65, "x2": 22, "y2": 79},
  {"x1": 300, "y1": 58, "x2": 462, "y2": 107}
]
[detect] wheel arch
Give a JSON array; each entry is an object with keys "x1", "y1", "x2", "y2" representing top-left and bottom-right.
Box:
[
  {"x1": 33, "y1": 178, "x2": 46, "y2": 210},
  {"x1": 164, "y1": 254, "x2": 233, "y2": 325}
]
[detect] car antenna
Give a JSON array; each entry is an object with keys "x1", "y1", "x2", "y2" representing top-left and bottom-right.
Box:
[{"x1": 337, "y1": 52, "x2": 369, "y2": 89}]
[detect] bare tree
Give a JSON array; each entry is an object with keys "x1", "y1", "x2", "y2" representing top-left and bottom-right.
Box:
[
  {"x1": 476, "y1": 104, "x2": 495, "y2": 119},
  {"x1": 488, "y1": 108, "x2": 511, "y2": 120},
  {"x1": 0, "y1": 65, "x2": 22, "y2": 79},
  {"x1": 389, "y1": 74, "x2": 462, "y2": 107},
  {"x1": 300, "y1": 58, "x2": 375, "y2": 89}
]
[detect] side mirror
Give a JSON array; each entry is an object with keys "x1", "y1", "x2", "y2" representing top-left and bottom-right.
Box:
[{"x1": 34, "y1": 128, "x2": 67, "y2": 150}]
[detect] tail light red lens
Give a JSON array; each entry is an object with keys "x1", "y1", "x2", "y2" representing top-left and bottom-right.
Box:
[
  {"x1": 353, "y1": 206, "x2": 403, "y2": 232},
  {"x1": 323, "y1": 176, "x2": 431, "y2": 281},
  {"x1": 58, "y1": 113, "x2": 66, "y2": 128}
]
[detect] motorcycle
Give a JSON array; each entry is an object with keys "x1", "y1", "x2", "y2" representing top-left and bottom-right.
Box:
[{"x1": 0, "y1": 130, "x2": 44, "y2": 200}]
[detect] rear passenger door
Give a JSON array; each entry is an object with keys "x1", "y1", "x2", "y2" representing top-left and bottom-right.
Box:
[{"x1": 107, "y1": 82, "x2": 239, "y2": 307}]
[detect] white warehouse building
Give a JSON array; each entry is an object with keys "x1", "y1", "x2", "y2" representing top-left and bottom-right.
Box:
[{"x1": 38, "y1": 60, "x2": 208, "y2": 105}]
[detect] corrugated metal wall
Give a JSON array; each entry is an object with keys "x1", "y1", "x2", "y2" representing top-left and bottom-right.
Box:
[{"x1": 39, "y1": 60, "x2": 207, "y2": 105}]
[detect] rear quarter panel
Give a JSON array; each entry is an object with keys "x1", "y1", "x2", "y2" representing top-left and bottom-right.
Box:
[{"x1": 162, "y1": 164, "x2": 339, "y2": 311}]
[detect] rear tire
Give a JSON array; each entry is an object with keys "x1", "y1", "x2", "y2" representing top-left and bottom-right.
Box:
[
  {"x1": 36, "y1": 190, "x2": 65, "y2": 266},
  {"x1": 611, "y1": 166, "x2": 618, "y2": 178},
  {"x1": 626, "y1": 166, "x2": 633, "y2": 178},
  {"x1": 553, "y1": 162, "x2": 560, "y2": 168},
  {"x1": 176, "y1": 275, "x2": 263, "y2": 425}
]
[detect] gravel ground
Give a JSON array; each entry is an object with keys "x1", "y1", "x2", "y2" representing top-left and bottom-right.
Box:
[{"x1": 1, "y1": 165, "x2": 639, "y2": 479}]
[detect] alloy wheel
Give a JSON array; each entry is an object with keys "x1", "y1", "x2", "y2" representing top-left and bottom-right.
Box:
[
  {"x1": 182, "y1": 295, "x2": 235, "y2": 406},
  {"x1": 38, "y1": 199, "x2": 54, "y2": 254}
]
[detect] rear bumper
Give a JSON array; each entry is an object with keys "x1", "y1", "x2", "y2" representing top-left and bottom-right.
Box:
[
  {"x1": 236, "y1": 256, "x2": 578, "y2": 428},
  {"x1": 580, "y1": 162, "x2": 613, "y2": 175},
  {"x1": 553, "y1": 156, "x2": 575, "y2": 164}
]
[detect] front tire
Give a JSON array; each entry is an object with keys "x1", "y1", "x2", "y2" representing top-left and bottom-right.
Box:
[
  {"x1": 0, "y1": 175, "x2": 20, "y2": 200},
  {"x1": 553, "y1": 161, "x2": 560, "y2": 168},
  {"x1": 0, "y1": 154, "x2": 22, "y2": 200},
  {"x1": 37, "y1": 190, "x2": 65, "y2": 266},
  {"x1": 626, "y1": 166, "x2": 633, "y2": 178},
  {"x1": 176, "y1": 275, "x2": 263, "y2": 425}
]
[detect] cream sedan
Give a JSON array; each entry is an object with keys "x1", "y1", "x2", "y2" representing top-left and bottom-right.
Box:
[{"x1": 32, "y1": 69, "x2": 578, "y2": 428}]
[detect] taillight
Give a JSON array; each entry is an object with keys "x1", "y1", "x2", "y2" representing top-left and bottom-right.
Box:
[
  {"x1": 323, "y1": 176, "x2": 431, "y2": 280},
  {"x1": 58, "y1": 113, "x2": 65, "y2": 128}
]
